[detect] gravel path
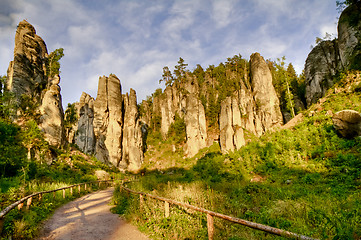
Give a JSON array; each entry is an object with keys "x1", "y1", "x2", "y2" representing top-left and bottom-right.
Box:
[{"x1": 37, "y1": 188, "x2": 149, "y2": 240}]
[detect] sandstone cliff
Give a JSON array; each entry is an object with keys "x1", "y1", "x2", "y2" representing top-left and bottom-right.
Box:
[
  {"x1": 70, "y1": 75, "x2": 145, "y2": 171},
  {"x1": 74, "y1": 92, "x2": 95, "y2": 154},
  {"x1": 305, "y1": 2, "x2": 361, "y2": 106},
  {"x1": 7, "y1": 20, "x2": 65, "y2": 148},
  {"x1": 146, "y1": 53, "x2": 282, "y2": 155},
  {"x1": 93, "y1": 74, "x2": 123, "y2": 166},
  {"x1": 122, "y1": 89, "x2": 145, "y2": 171},
  {"x1": 7, "y1": 20, "x2": 48, "y2": 102},
  {"x1": 219, "y1": 53, "x2": 283, "y2": 153}
]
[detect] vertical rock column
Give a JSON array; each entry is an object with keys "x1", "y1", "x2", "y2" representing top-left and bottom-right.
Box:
[
  {"x1": 93, "y1": 74, "x2": 123, "y2": 167},
  {"x1": 75, "y1": 92, "x2": 95, "y2": 154},
  {"x1": 122, "y1": 89, "x2": 144, "y2": 171},
  {"x1": 250, "y1": 52, "x2": 283, "y2": 132}
]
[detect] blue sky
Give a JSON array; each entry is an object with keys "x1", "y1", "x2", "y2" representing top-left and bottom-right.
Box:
[{"x1": 0, "y1": 0, "x2": 340, "y2": 107}]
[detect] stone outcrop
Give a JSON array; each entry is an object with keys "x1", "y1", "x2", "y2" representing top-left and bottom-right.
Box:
[
  {"x1": 74, "y1": 92, "x2": 95, "y2": 154},
  {"x1": 122, "y1": 89, "x2": 145, "y2": 171},
  {"x1": 71, "y1": 75, "x2": 146, "y2": 171},
  {"x1": 305, "y1": 39, "x2": 341, "y2": 106},
  {"x1": 250, "y1": 53, "x2": 283, "y2": 131},
  {"x1": 338, "y1": 2, "x2": 361, "y2": 69},
  {"x1": 7, "y1": 20, "x2": 48, "y2": 102},
  {"x1": 305, "y1": 2, "x2": 361, "y2": 106},
  {"x1": 38, "y1": 75, "x2": 65, "y2": 147},
  {"x1": 183, "y1": 76, "x2": 207, "y2": 157},
  {"x1": 332, "y1": 110, "x2": 361, "y2": 138},
  {"x1": 304, "y1": 40, "x2": 341, "y2": 106},
  {"x1": 219, "y1": 53, "x2": 283, "y2": 153},
  {"x1": 93, "y1": 74, "x2": 123, "y2": 167},
  {"x1": 7, "y1": 20, "x2": 65, "y2": 148}
]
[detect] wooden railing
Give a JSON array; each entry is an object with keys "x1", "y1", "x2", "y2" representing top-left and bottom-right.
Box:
[
  {"x1": 0, "y1": 180, "x2": 114, "y2": 233},
  {"x1": 120, "y1": 185, "x2": 318, "y2": 240}
]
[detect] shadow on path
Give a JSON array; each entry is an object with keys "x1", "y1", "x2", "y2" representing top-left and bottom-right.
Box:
[{"x1": 37, "y1": 188, "x2": 149, "y2": 240}]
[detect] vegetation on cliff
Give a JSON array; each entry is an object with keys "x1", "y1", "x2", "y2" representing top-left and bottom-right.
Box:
[{"x1": 113, "y1": 70, "x2": 361, "y2": 239}]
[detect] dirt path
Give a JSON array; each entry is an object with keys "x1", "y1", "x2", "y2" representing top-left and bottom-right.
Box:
[{"x1": 37, "y1": 188, "x2": 149, "y2": 240}]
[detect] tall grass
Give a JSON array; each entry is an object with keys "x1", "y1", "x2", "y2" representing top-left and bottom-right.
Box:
[{"x1": 113, "y1": 76, "x2": 361, "y2": 239}]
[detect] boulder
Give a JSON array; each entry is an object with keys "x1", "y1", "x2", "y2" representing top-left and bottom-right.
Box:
[
  {"x1": 332, "y1": 110, "x2": 361, "y2": 138},
  {"x1": 94, "y1": 170, "x2": 110, "y2": 180}
]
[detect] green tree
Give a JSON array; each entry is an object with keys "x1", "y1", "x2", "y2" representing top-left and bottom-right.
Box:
[
  {"x1": 159, "y1": 66, "x2": 174, "y2": 87},
  {"x1": 21, "y1": 120, "x2": 47, "y2": 160},
  {"x1": 0, "y1": 120, "x2": 26, "y2": 177},
  {"x1": 272, "y1": 57, "x2": 296, "y2": 118},
  {"x1": 47, "y1": 48, "x2": 64, "y2": 78},
  {"x1": 64, "y1": 103, "x2": 78, "y2": 129},
  {"x1": 0, "y1": 75, "x2": 15, "y2": 120},
  {"x1": 173, "y1": 57, "x2": 188, "y2": 85}
]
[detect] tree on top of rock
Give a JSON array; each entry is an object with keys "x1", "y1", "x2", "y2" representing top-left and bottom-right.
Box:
[{"x1": 47, "y1": 48, "x2": 64, "y2": 78}]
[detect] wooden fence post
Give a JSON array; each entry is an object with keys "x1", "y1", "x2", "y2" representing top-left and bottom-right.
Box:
[
  {"x1": 63, "y1": 189, "x2": 66, "y2": 199},
  {"x1": 53, "y1": 191, "x2": 56, "y2": 199},
  {"x1": 139, "y1": 194, "x2": 144, "y2": 210},
  {"x1": 207, "y1": 213, "x2": 214, "y2": 240},
  {"x1": 98, "y1": 182, "x2": 101, "y2": 188},
  {"x1": 38, "y1": 193, "x2": 42, "y2": 201},
  {"x1": 70, "y1": 187, "x2": 73, "y2": 196},
  {"x1": 78, "y1": 185, "x2": 81, "y2": 193},
  {"x1": 85, "y1": 184, "x2": 87, "y2": 191},
  {"x1": 164, "y1": 201, "x2": 170, "y2": 218},
  {"x1": 26, "y1": 197, "x2": 32, "y2": 210},
  {"x1": 0, "y1": 217, "x2": 4, "y2": 234},
  {"x1": 18, "y1": 202, "x2": 23, "y2": 211}
]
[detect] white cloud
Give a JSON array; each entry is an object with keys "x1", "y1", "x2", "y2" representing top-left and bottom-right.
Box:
[{"x1": 0, "y1": 0, "x2": 340, "y2": 105}]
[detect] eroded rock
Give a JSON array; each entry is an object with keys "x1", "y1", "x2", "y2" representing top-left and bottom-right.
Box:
[{"x1": 332, "y1": 110, "x2": 361, "y2": 138}]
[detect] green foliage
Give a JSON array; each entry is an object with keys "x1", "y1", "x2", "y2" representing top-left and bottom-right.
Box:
[
  {"x1": 18, "y1": 94, "x2": 39, "y2": 120},
  {"x1": 47, "y1": 48, "x2": 64, "y2": 78},
  {"x1": 115, "y1": 81, "x2": 361, "y2": 239},
  {"x1": 64, "y1": 103, "x2": 77, "y2": 129},
  {"x1": 167, "y1": 113, "x2": 186, "y2": 143},
  {"x1": 0, "y1": 120, "x2": 26, "y2": 177},
  {"x1": 0, "y1": 75, "x2": 16, "y2": 120}
]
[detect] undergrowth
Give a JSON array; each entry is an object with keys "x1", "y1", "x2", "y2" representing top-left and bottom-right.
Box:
[
  {"x1": 0, "y1": 148, "x2": 121, "y2": 240},
  {"x1": 113, "y1": 72, "x2": 361, "y2": 239}
]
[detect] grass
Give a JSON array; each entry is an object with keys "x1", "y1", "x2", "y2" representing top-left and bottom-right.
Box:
[
  {"x1": 0, "y1": 147, "x2": 122, "y2": 240},
  {"x1": 112, "y1": 71, "x2": 361, "y2": 239}
]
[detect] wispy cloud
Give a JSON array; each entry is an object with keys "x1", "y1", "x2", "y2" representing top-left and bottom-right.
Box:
[{"x1": 0, "y1": 0, "x2": 339, "y2": 106}]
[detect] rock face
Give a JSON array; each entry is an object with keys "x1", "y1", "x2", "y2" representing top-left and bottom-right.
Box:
[
  {"x1": 7, "y1": 20, "x2": 65, "y2": 148},
  {"x1": 7, "y1": 20, "x2": 48, "y2": 102},
  {"x1": 72, "y1": 75, "x2": 146, "y2": 171},
  {"x1": 338, "y1": 2, "x2": 361, "y2": 69},
  {"x1": 184, "y1": 77, "x2": 207, "y2": 157},
  {"x1": 38, "y1": 75, "x2": 65, "y2": 147},
  {"x1": 93, "y1": 74, "x2": 123, "y2": 167},
  {"x1": 219, "y1": 53, "x2": 283, "y2": 153},
  {"x1": 74, "y1": 92, "x2": 95, "y2": 154},
  {"x1": 149, "y1": 73, "x2": 207, "y2": 157},
  {"x1": 305, "y1": 40, "x2": 341, "y2": 106},
  {"x1": 332, "y1": 110, "x2": 361, "y2": 138},
  {"x1": 305, "y1": 2, "x2": 361, "y2": 106},
  {"x1": 250, "y1": 53, "x2": 283, "y2": 131},
  {"x1": 122, "y1": 89, "x2": 145, "y2": 171}
]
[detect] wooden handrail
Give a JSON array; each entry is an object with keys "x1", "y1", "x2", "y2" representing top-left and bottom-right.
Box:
[
  {"x1": 0, "y1": 180, "x2": 113, "y2": 220},
  {"x1": 120, "y1": 185, "x2": 318, "y2": 240}
]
